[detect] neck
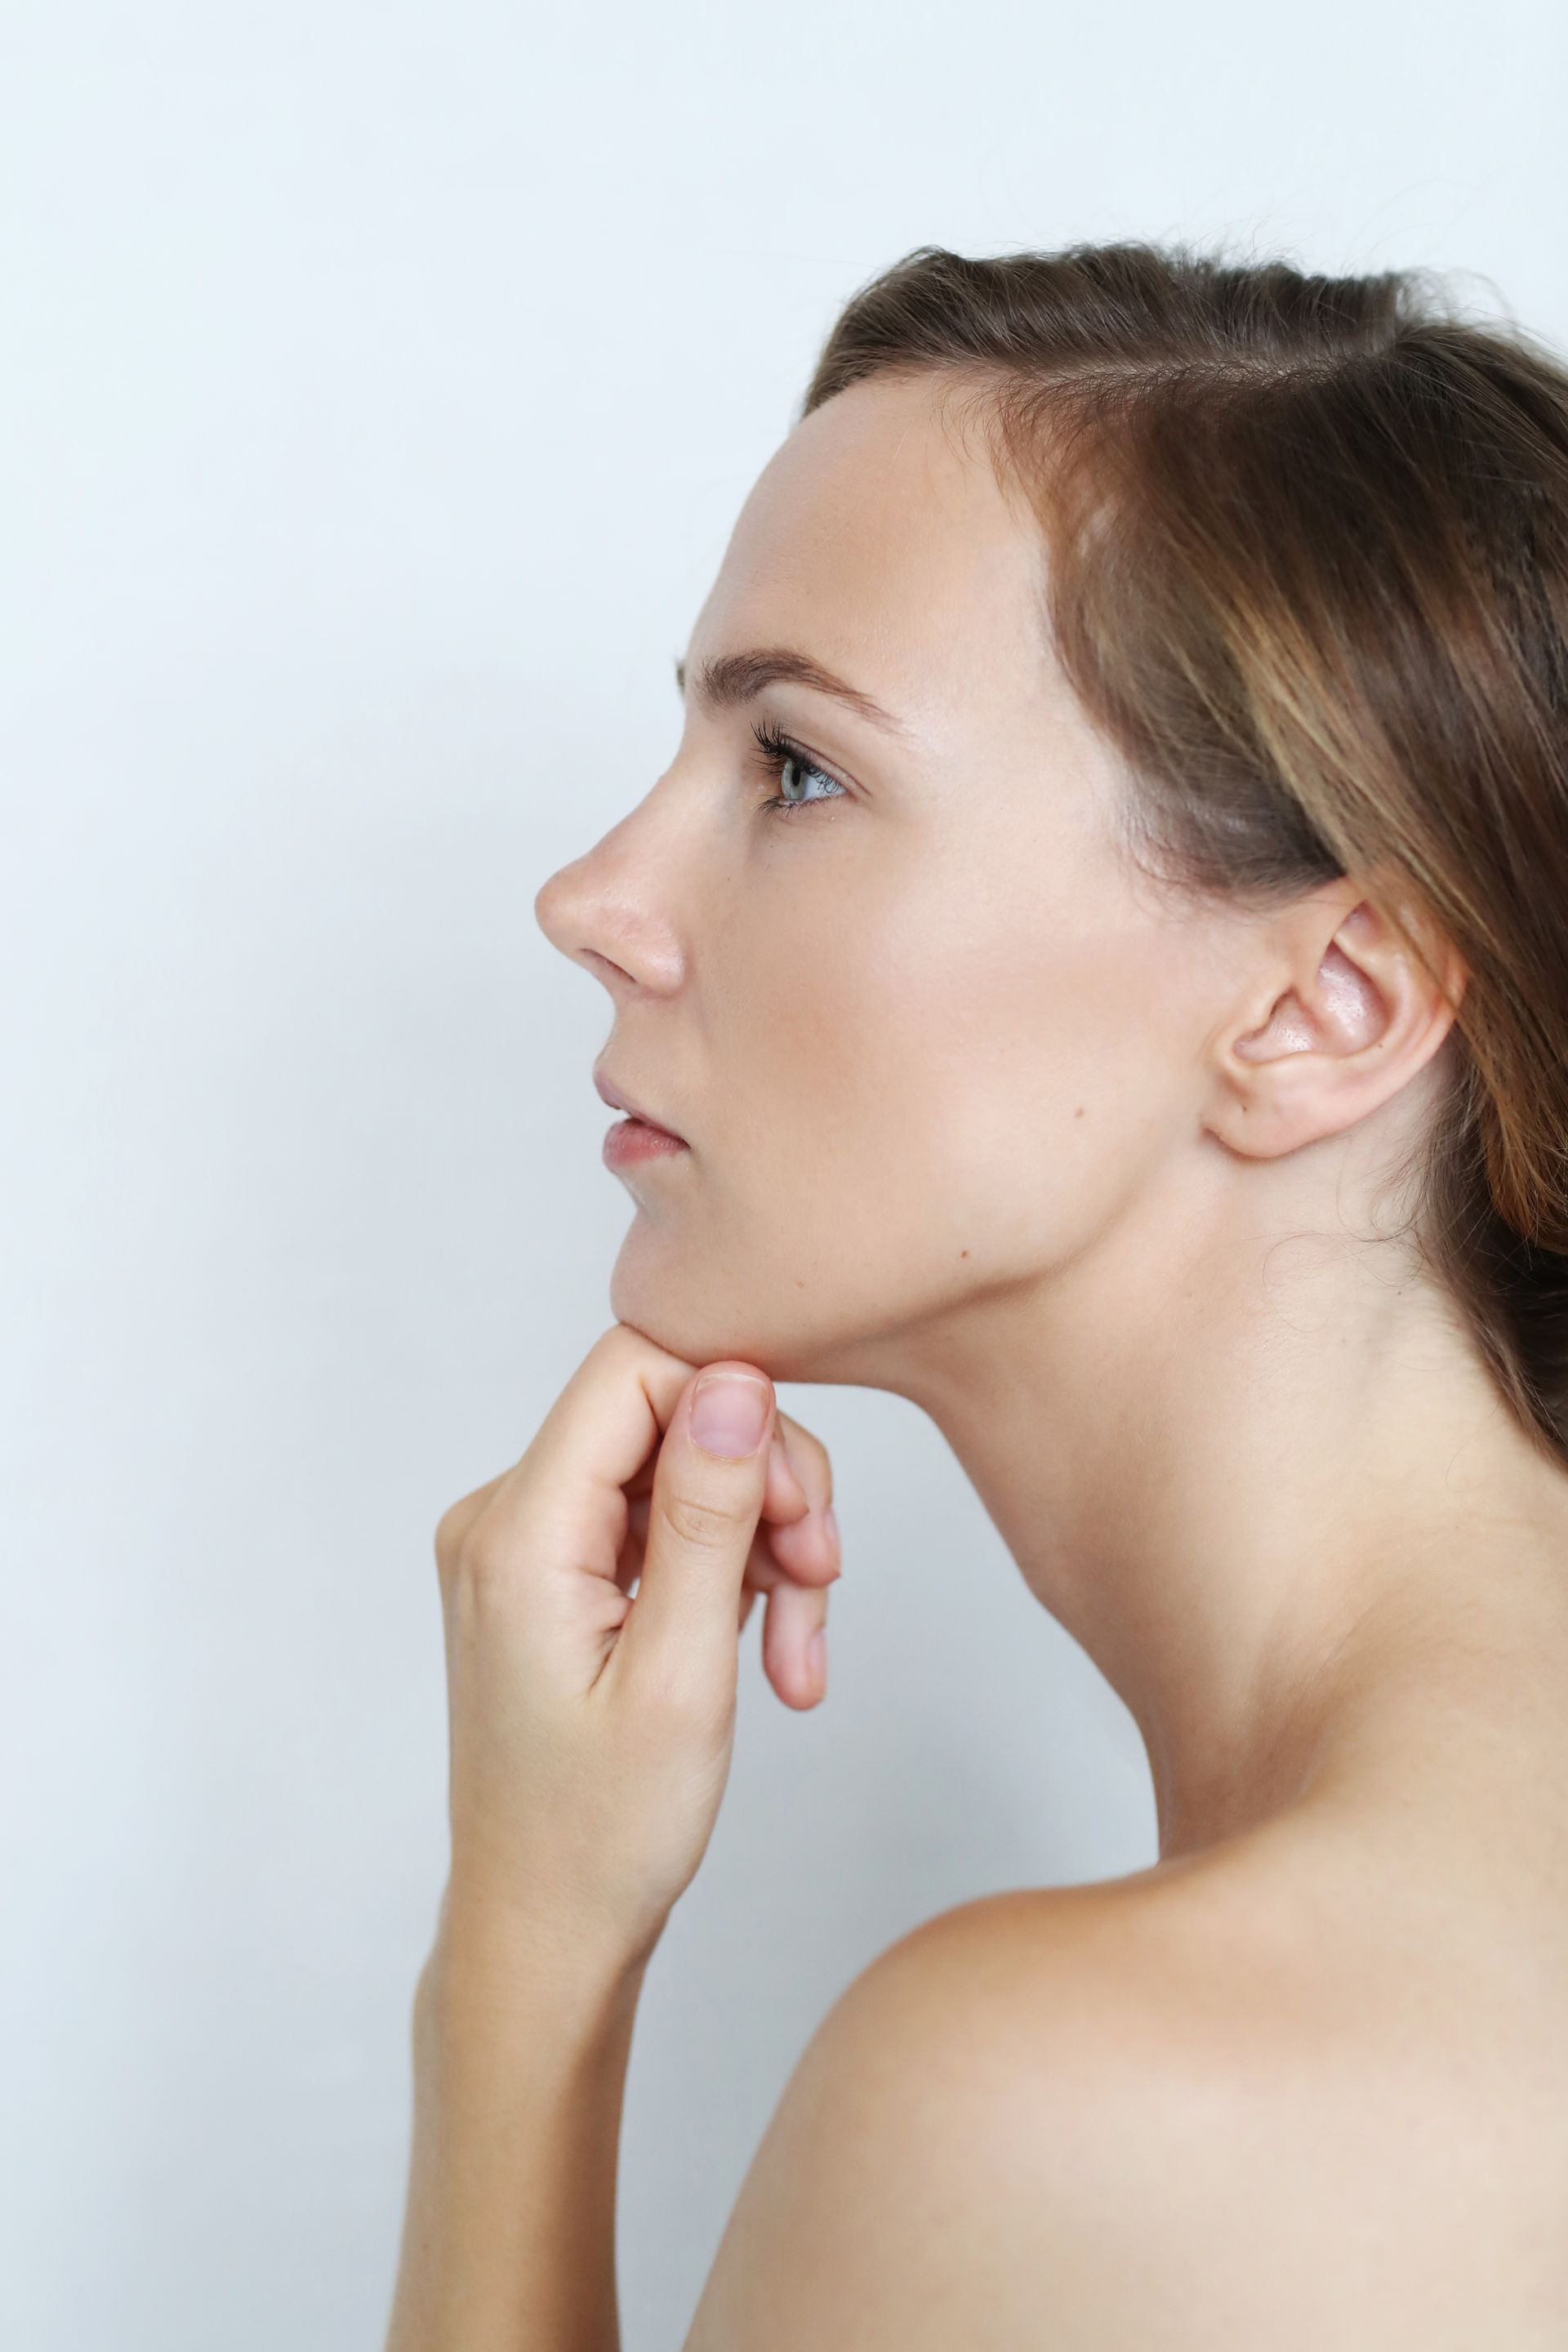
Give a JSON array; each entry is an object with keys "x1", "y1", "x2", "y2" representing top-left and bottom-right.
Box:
[{"x1": 869, "y1": 1179, "x2": 1568, "y2": 1863}]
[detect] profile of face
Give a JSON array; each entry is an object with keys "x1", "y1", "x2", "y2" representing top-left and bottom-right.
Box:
[{"x1": 532, "y1": 372, "x2": 1375, "y2": 1399}]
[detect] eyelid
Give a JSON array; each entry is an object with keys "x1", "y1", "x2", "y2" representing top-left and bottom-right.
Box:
[
  {"x1": 784, "y1": 735, "x2": 849, "y2": 790},
  {"x1": 753, "y1": 718, "x2": 856, "y2": 794}
]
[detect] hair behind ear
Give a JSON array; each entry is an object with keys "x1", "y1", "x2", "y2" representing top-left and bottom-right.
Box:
[{"x1": 803, "y1": 242, "x2": 1568, "y2": 1468}]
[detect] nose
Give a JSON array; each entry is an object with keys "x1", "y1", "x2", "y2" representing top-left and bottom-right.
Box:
[
  {"x1": 532, "y1": 826, "x2": 682, "y2": 998},
  {"x1": 532, "y1": 857, "x2": 587, "y2": 960}
]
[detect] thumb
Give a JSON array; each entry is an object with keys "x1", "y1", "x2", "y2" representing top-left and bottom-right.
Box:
[{"x1": 625, "y1": 1364, "x2": 776, "y2": 1684}]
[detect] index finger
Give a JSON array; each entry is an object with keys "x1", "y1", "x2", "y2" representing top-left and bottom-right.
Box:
[{"x1": 481, "y1": 1323, "x2": 766, "y2": 1579}]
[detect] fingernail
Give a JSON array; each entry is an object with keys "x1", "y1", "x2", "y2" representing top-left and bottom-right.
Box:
[
  {"x1": 691, "y1": 1374, "x2": 772, "y2": 1457},
  {"x1": 823, "y1": 1503, "x2": 841, "y2": 1557},
  {"x1": 808, "y1": 1626, "x2": 827, "y2": 1695}
]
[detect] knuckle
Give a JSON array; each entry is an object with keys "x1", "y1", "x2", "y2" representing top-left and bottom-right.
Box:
[
  {"x1": 646, "y1": 1661, "x2": 722, "y2": 1734},
  {"x1": 433, "y1": 1490, "x2": 500, "y2": 1589},
  {"x1": 663, "y1": 1488, "x2": 741, "y2": 1551},
  {"x1": 599, "y1": 1319, "x2": 670, "y2": 1373},
  {"x1": 433, "y1": 1498, "x2": 472, "y2": 1579}
]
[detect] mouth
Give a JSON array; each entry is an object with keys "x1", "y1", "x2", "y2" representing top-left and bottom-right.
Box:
[
  {"x1": 601, "y1": 1116, "x2": 688, "y2": 1169},
  {"x1": 593, "y1": 1065, "x2": 687, "y2": 1144}
]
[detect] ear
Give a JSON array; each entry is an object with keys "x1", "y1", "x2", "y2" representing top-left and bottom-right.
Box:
[{"x1": 1205, "y1": 883, "x2": 1468, "y2": 1161}]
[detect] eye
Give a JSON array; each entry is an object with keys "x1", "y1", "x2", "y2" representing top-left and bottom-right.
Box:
[{"x1": 748, "y1": 719, "x2": 850, "y2": 817}]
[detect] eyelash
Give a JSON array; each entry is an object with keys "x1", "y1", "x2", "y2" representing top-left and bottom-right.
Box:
[{"x1": 747, "y1": 719, "x2": 851, "y2": 818}]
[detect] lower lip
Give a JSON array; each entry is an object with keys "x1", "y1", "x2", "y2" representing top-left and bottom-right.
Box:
[{"x1": 604, "y1": 1116, "x2": 690, "y2": 1167}]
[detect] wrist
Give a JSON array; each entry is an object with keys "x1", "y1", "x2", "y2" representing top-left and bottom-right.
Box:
[{"x1": 416, "y1": 1884, "x2": 652, "y2": 2047}]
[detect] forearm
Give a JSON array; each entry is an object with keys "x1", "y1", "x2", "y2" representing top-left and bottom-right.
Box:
[{"x1": 383, "y1": 1897, "x2": 648, "y2": 2352}]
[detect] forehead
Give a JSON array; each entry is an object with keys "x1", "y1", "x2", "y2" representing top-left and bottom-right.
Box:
[{"x1": 691, "y1": 373, "x2": 1049, "y2": 736}]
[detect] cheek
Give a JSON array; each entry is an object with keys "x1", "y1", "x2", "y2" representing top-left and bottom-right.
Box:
[
  {"x1": 688, "y1": 831, "x2": 1191, "y2": 1290},
  {"x1": 680, "y1": 884, "x2": 925, "y2": 1241},
  {"x1": 862, "y1": 881, "x2": 1187, "y2": 1260},
  {"x1": 710, "y1": 869, "x2": 892, "y2": 1127}
]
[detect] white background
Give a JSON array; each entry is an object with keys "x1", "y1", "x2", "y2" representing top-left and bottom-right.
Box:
[{"x1": 3, "y1": 3, "x2": 1565, "y2": 2345}]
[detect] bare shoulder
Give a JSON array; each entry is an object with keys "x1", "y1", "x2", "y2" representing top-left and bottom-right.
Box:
[
  {"x1": 680, "y1": 1873, "x2": 1270, "y2": 2352},
  {"x1": 681, "y1": 1856, "x2": 1568, "y2": 2351}
]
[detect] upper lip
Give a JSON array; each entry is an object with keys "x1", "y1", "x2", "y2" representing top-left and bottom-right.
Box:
[{"x1": 594, "y1": 1067, "x2": 684, "y2": 1139}]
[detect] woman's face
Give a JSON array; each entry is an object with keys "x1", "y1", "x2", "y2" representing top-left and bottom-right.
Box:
[{"x1": 534, "y1": 370, "x2": 1227, "y2": 1389}]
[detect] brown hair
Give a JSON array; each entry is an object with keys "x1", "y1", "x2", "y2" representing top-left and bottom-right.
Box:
[{"x1": 800, "y1": 243, "x2": 1568, "y2": 1469}]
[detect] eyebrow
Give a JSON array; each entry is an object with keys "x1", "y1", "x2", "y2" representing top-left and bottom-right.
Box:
[{"x1": 674, "y1": 647, "x2": 913, "y2": 739}]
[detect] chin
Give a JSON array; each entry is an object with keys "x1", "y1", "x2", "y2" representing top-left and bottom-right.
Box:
[
  {"x1": 607, "y1": 1257, "x2": 726, "y2": 1370},
  {"x1": 607, "y1": 1253, "x2": 798, "y2": 1380}
]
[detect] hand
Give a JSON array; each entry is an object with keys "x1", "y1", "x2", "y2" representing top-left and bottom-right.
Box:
[{"x1": 430, "y1": 1322, "x2": 841, "y2": 1973}]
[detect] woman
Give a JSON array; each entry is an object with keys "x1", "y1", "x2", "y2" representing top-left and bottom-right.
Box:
[{"x1": 384, "y1": 244, "x2": 1568, "y2": 2345}]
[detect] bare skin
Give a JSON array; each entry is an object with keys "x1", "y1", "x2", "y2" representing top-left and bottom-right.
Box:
[{"x1": 526, "y1": 368, "x2": 1568, "y2": 2341}]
